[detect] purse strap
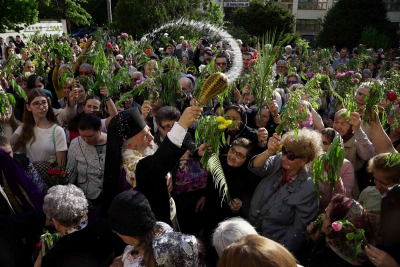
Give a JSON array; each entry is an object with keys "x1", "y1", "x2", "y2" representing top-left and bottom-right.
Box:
[{"x1": 52, "y1": 125, "x2": 58, "y2": 154}]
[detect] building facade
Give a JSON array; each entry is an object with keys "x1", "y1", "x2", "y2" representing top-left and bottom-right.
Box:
[{"x1": 218, "y1": 0, "x2": 400, "y2": 35}]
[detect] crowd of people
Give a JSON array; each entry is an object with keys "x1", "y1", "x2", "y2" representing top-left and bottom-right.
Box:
[{"x1": 0, "y1": 31, "x2": 400, "y2": 267}]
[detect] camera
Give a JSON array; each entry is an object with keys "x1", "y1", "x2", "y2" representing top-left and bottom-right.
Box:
[{"x1": 202, "y1": 37, "x2": 210, "y2": 47}]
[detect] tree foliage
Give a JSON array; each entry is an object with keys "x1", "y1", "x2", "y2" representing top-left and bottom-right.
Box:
[
  {"x1": 192, "y1": 1, "x2": 225, "y2": 28},
  {"x1": 360, "y1": 26, "x2": 392, "y2": 52},
  {"x1": 231, "y1": 0, "x2": 295, "y2": 38},
  {"x1": 111, "y1": 0, "x2": 208, "y2": 38},
  {"x1": 317, "y1": 0, "x2": 398, "y2": 49},
  {"x1": 38, "y1": 0, "x2": 91, "y2": 27},
  {"x1": 0, "y1": 0, "x2": 39, "y2": 32}
]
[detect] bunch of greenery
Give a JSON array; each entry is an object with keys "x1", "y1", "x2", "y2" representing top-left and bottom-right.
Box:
[
  {"x1": 245, "y1": 32, "x2": 289, "y2": 120},
  {"x1": 312, "y1": 136, "x2": 346, "y2": 198}
]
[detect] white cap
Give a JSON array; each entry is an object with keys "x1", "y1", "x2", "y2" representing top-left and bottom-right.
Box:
[{"x1": 285, "y1": 45, "x2": 292, "y2": 50}]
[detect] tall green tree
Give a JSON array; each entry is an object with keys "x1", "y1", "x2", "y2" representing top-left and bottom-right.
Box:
[
  {"x1": 192, "y1": 1, "x2": 225, "y2": 28},
  {"x1": 317, "y1": 0, "x2": 398, "y2": 49},
  {"x1": 231, "y1": 0, "x2": 295, "y2": 38},
  {"x1": 1, "y1": 0, "x2": 39, "y2": 32},
  {"x1": 111, "y1": 0, "x2": 211, "y2": 38},
  {"x1": 38, "y1": 0, "x2": 92, "y2": 27}
]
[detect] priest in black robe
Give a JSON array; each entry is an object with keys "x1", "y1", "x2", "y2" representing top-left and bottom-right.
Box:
[{"x1": 101, "y1": 106, "x2": 202, "y2": 225}]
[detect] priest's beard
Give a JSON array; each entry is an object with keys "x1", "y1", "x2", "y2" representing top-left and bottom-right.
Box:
[{"x1": 136, "y1": 141, "x2": 158, "y2": 156}]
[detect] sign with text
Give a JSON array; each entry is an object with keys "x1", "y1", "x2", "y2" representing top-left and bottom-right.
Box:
[{"x1": 223, "y1": 2, "x2": 250, "y2": 7}]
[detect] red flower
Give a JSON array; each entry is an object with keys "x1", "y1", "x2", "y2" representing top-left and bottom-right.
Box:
[
  {"x1": 54, "y1": 168, "x2": 61, "y2": 175},
  {"x1": 36, "y1": 242, "x2": 42, "y2": 250},
  {"x1": 61, "y1": 171, "x2": 67, "y2": 178},
  {"x1": 48, "y1": 169, "x2": 54, "y2": 175},
  {"x1": 106, "y1": 43, "x2": 112, "y2": 49},
  {"x1": 145, "y1": 49, "x2": 152, "y2": 55},
  {"x1": 253, "y1": 72, "x2": 257, "y2": 77},
  {"x1": 387, "y1": 91, "x2": 397, "y2": 102}
]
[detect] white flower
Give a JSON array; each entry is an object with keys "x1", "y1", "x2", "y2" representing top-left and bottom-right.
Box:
[
  {"x1": 140, "y1": 37, "x2": 147, "y2": 43},
  {"x1": 159, "y1": 48, "x2": 164, "y2": 52},
  {"x1": 237, "y1": 39, "x2": 242, "y2": 45},
  {"x1": 199, "y1": 65, "x2": 207, "y2": 73},
  {"x1": 179, "y1": 36, "x2": 184, "y2": 40},
  {"x1": 265, "y1": 44, "x2": 272, "y2": 50},
  {"x1": 163, "y1": 33, "x2": 169, "y2": 37}
]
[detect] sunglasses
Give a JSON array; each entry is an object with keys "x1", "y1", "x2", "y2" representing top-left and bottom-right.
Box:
[
  {"x1": 229, "y1": 147, "x2": 247, "y2": 160},
  {"x1": 287, "y1": 80, "x2": 297, "y2": 84},
  {"x1": 282, "y1": 146, "x2": 302, "y2": 161}
]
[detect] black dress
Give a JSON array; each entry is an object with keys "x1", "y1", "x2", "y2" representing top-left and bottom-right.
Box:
[
  {"x1": 202, "y1": 155, "x2": 260, "y2": 238},
  {"x1": 41, "y1": 220, "x2": 116, "y2": 267}
]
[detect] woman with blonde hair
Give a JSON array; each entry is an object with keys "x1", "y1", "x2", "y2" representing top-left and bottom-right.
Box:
[
  {"x1": 217, "y1": 235, "x2": 298, "y2": 267},
  {"x1": 248, "y1": 129, "x2": 323, "y2": 253}
]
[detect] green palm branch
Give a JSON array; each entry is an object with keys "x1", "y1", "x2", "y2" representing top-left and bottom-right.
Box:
[{"x1": 208, "y1": 153, "x2": 233, "y2": 206}]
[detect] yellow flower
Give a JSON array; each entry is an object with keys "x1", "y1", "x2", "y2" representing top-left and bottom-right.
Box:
[
  {"x1": 218, "y1": 124, "x2": 226, "y2": 130},
  {"x1": 302, "y1": 67, "x2": 306, "y2": 71},
  {"x1": 42, "y1": 61, "x2": 46, "y2": 66},
  {"x1": 216, "y1": 116, "x2": 226, "y2": 123},
  {"x1": 46, "y1": 67, "x2": 50, "y2": 73},
  {"x1": 225, "y1": 120, "x2": 232, "y2": 125}
]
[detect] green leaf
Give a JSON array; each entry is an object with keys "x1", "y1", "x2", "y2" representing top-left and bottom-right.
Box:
[
  {"x1": 208, "y1": 153, "x2": 233, "y2": 205},
  {"x1": 346, "y1": 232, "x2": 354, "y2": 241}
]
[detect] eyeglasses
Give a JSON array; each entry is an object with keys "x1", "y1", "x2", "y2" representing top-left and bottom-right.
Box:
[
  {"x1": 159, "y1": 124, "x2": 174, "y2": 131},
  {"x1": 216, "y1": 62, "x2": 227, "y2": 66},
  {"x1": 79, "y1": 72, "x2": 91, "y2": 76},
  {"x1": 282, "y1": 146, "x2": 302, "y2": 161},
  {"x1": 31, "y1": 101, "x2": 48, "y2": 108},
  {"x1": 116, "y1": 59, "x2": 123, "y2": 61},
  {"x1": 229, "y1": 147, "x2": 247, "y2": 160},
  {"x1": 287, "y1": 80, "x2": 297, "y2": 85}
]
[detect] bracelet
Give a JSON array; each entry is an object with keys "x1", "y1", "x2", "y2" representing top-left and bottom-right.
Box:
[{"x1": 105, "y1": 96, "x2": 111, "y2": 101}]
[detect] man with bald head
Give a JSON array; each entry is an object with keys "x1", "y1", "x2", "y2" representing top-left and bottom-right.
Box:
[
  {"x1": 176, "y1": 77, "x2": 194, "y2": 113},
  {"x1": 175, "y1": 40, "x2": 193, "y2": 61}
]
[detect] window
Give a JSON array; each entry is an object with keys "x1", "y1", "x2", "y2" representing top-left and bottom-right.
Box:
[
  {"x1": 386, "y1": 0, "x2": 400, "y2": 11},
  {"x1": 296, "y1": 19, "x2": 321, "y2": 32},
  {"x1": 298, "y1": 0, "x2": 327, "y2": 10}
]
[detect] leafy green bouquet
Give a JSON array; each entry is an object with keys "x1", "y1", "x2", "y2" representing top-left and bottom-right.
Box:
[
  {"x1": 195, "y1": 116, "x2": 233, "y2": 205},
  {"x1": 312, "y1": 136, "x2": 346, "y2": 198}
]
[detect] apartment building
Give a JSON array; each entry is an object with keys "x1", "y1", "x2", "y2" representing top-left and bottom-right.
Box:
[{"x1": 216, "y1": 0, "x2": 400, "y2": 35}]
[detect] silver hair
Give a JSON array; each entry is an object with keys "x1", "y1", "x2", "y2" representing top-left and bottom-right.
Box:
[
  {"x1": 79, "y1": 63, "x2": 94, "y2": 73},
  {"x1": 59, "y1": 64, "x2": 72, "y2": 72},
  {"x1": 277, "y1": 60, "x2": 287, "y2": 66},
  {"x1": 212, "y1": 217, "x2": 258, "y2": 256},
  {"x1": 131, "y1": 71, "x2": 143, "y2": 78},
  {"x1": 356, "y1": 81, "x2": 371, "y2": 93},
  {"x1": 43, "y1": 184, "x2": 88, "y2": 227}
]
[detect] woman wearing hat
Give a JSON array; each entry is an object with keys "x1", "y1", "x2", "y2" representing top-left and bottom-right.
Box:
[{"x1": 108, "y1": 190, "x2": 205, "y2": 267}]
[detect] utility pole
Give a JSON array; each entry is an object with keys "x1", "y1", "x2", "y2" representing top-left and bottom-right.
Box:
[{"x1": 107, "y1": 0, "x2": 112, "y2": 25}]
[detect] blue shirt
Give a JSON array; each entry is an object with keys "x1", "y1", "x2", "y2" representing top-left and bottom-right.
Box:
[{"x1": 332, "y1": 57, "x2": 349, "y2": 69}]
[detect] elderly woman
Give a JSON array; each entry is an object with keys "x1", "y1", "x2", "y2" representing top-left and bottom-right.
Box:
[
  {"x1": 333, "y1": 109, "x2": 375, "y2": 198},
  {"x1": 248, "y1": 129, "x2": 322, "y2": 253},
  {"x1": 39, "y1": 184, "x2": 115, "y2": 267},
  {"x1": 318, "y1": 128, "x2": 355, "y2": 213},
  {"x1": 200, "y1": 138, "x2": 260, "y2": 241},
  {"x1": 212, "y1": 217, "x2": 258, "y2": 257},
  {"x1": 306, "y1": 194, "x2": 373, "y2": 267}
]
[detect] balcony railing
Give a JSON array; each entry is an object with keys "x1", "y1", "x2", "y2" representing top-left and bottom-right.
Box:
[{"x1": 298, "y1": 2, "x2": 327, "y2": 10}]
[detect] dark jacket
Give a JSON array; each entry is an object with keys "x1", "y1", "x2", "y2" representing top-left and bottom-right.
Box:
[
  {"x1": 41, "y1": 221, "x2": 116, "y2": 267},
  {"x1": 136, "y1": 137, "x2": 186, "y2": 225}
]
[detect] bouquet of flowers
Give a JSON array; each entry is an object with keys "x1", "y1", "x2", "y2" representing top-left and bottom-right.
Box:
[
  {"x1": 195, "y1": 115, "x2": 233, "y2": 205},
  {"x1": 331, "y1": 220, "x2": 368, "y2": 260},
  {"x1": 312, "y1": 136, "x2": 346, "y2": 198}
]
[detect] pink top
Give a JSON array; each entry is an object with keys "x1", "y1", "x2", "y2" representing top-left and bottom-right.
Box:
[{"x1": 318, "y1": 159, "x2": 355, "y2": 214}]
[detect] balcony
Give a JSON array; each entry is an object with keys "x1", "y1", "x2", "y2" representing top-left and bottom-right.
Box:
[{"x1": 298, "y1": 2, "x2": 327, "y2": 10}]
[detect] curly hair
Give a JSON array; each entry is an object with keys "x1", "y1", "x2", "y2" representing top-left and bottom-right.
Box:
[
  {"x1": 281, "y1": 128, "x2": 323, "y2": 170},
  {"x1": 43, "y1": 184, "x2": 88, "y2": 227},
  {"x1": 367, "y1": 153, "x2": 400, "y2": 184}
]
